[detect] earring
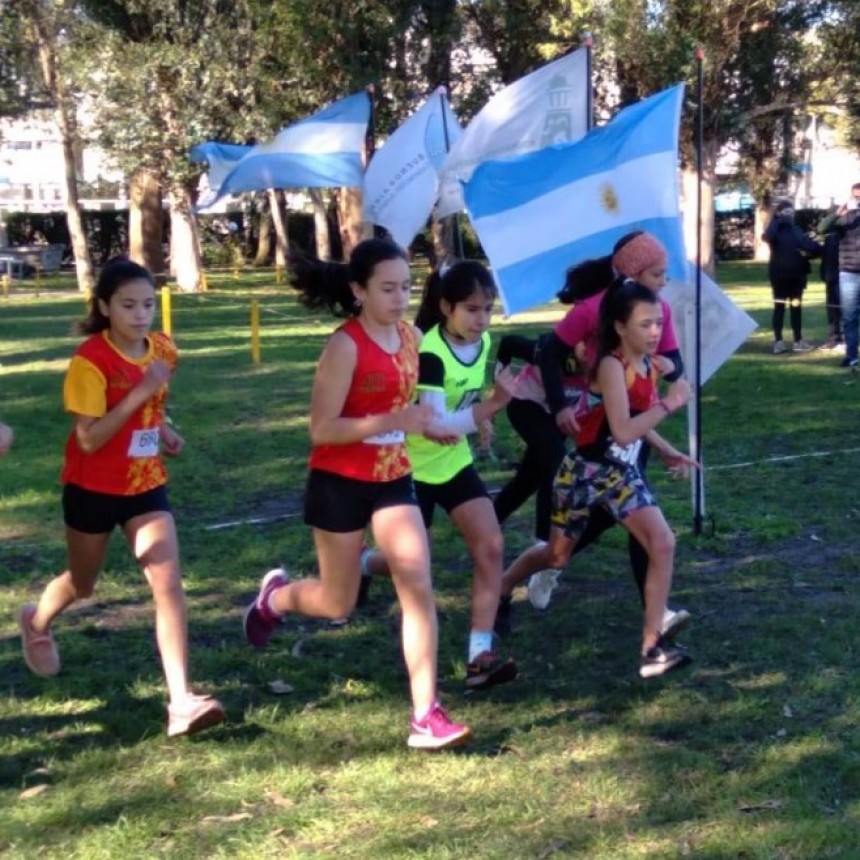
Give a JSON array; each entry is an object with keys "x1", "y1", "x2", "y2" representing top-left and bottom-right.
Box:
[{"x1": 354, "y1": 298, "x2": 362, "y2": 309}]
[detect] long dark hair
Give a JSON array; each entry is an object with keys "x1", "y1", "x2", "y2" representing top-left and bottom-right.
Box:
[
  {"x1": 289, "y1": 238, "x2": 407, "y2": 317},
  {"x1": 556, "y1": 231, "x2": 647, "y2": 304},
  {"x1": 594, "y1": 278, "x2": 659, "y2": 377},
  {"x1": 413, "y1": 260, "x2": 496, "y2": 333},
  {"x1": 80, "y1": 258, "x2": 154, "y2": 335}
]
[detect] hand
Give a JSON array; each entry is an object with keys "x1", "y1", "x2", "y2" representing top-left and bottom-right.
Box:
[
  {"x1": 555, "y1": 405, "x2": 580, "y2": 437},
  {"x1": 0, "y1": 422, "x2": 13, "y2": 457},
  {"x1": 398, "y1": 402, "x2": 436, "y2": 436},
  {"x1": 664, "y1": 378, "x2": 692, "y2": 412},
  {"x1": 161, "y1": 423, "x2": 184, "y2": 457},
  {"x1": 659, "y1": 448, "x2": 701, "y2": 479},
  {"x1": 139, "y1": 359, "x2": 173, "y2": 397},
  {"x1": 489, "y1": 366, "x2": 519, "y2": 408}
]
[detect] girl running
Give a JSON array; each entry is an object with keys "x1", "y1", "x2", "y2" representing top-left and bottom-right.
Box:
[
  {"x1": 495, "y1": 232, "x2": 690, "y2": 635},
  {"x1": 363, "y1": 261, "x2": 519, "y2": 689},
  {"x1": 242, "y1": 239, "x2": 471, "y2": 750},
  {"x1": 499, "y1": 279, "x2": 696, "y2": 677},
  {"x1": 16, "y1": 259, "x2": 224, "y2": 737}
]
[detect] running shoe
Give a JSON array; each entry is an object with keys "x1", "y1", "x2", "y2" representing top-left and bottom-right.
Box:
[
  {"x1": 527, "y1": 569, "x2": 561, "y2": 610},
  {"x1": 407, "y1": 702, "x2": 471, "y2": 749},
  {"x1": 661, "y1": 607, "x2": 692, "y2": 640},
  {"x1": 17, "y1": 603, "x2": 60, "y2": 677},
  {"x1": 639, "y1": 637, "x2": 692, "y2": 679},
  {"x1": 465, "y1": 651, "x2": 518, "y2": 690},
  {"x1": 243, "y1": 567, "x2": 288, "y2": 648}
]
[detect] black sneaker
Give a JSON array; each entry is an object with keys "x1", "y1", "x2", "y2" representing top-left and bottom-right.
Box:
[
  {"x1": 839, "y1": 356, "x2": 859, "y2": 370},
  {"x1": 639, "y1": 638, "x2": 691, "y2": 679},
  {"x1": 465, "y1": 651, "x2": 518, "y2": 689},
  {"x1": 494, "y1": 595, "x2": 513, "y2": 639}
]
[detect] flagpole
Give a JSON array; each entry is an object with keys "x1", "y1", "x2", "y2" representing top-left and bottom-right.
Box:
[
  {"x1": 439, "y1": 87, "x2": 464, "y2": 260},
  {"x1": 584, "y1": 33, "x2": 594, "y2": 131},
  {"x1": 693, "y1": 46, "x2": 705, "y2": 535}
]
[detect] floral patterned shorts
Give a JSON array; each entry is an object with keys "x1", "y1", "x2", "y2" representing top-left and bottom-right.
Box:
[{"x1": 550, "y1": 452, "x2": 656, "y2": 540}]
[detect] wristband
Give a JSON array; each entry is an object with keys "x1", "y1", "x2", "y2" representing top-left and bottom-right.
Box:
[{"x1": 658, "y1": 399, "x2": 672, "y2": 415}]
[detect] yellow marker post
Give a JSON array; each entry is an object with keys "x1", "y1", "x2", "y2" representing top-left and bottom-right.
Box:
[
  {"x1": 2, "y1": 273, "x2": 9, "y2": 299},
  {"x1": 250, "y1": 299, "x2": 261, "y2": 364},
  {"x1": 275, "y1": 264, "x2": 284, "y2": 284},
  {"x1": 161, "y1": 286, "x2": 172, "y2": 336},
  {"x1": 201, "y1": 272, "x2": 209, "y2": 292}
]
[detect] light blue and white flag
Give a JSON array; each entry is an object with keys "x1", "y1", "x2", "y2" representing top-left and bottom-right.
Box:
[
  {"x1": 204, "y1": 92, "x2": 370, "y2": 203},
  {"x1": 189, "y1": 142, "x2": 251, "y2": 210},
  {"x1": 437, "y1": 48, "x2": 589, "y2": 218},
  {"x1": 463, "y1": 84, "x2": 687, "y2": 315},
  {"x1": 364, "y1": 88, "x2": 462, "y2": 248}
]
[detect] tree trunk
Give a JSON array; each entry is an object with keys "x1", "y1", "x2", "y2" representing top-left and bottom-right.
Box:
[
  {"x1": 30, "y1": 6, "x2": 94, "y2": 292},
  {"x1": 430, "y1": 215, "x2": 459, "y2": 269},
  {"x1": 129, "y1": 168, "x2": 166, "y2": 286},
  {"x1": 168, "y1": 183, "x2": 202, "y2": 292},
  {"x1": 309, "y1": 189, "x2": 331, "y2": 260},
  {"x1": 337, "y1": 187, "x2": 366, "y2": 258},
  {"x1": 681, "y1": 160, "x2": 716, "y2": 277},
  {"x1": 268, "y1": 189, "x2": 289, "y2": 268},
  {"x1": 253, "y1": 204, "x2": 272, "y2": 267}
]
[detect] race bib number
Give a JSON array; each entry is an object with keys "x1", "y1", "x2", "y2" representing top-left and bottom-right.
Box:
[
  {"x1": 365, "y1": 430, "x2": 405, "y2": 446},
  {"x1": 128, "y1": 428, "x2": 160, "y2": 458},
  {"x1": 605, "y1": 438, "x2": 642, "y2": 468}
]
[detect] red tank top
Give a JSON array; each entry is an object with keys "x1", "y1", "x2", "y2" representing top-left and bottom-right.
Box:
[
  {"x1": 309, "y1": 317, "x2": 419, "y2": 482},
  {"x1": 575, "y1": 352, "x2": 658, "y2": 463}
]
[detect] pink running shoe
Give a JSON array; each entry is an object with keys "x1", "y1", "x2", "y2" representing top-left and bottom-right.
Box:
[
  {"x1": 407, "y1": 702, "x2": 471, "y2": 750},
  {"x1": 243, "y1": 568, "x2": 288, "y2": 649},
  {"x1": 17, "y1": 603, "x2": 60, "y2": 677}
]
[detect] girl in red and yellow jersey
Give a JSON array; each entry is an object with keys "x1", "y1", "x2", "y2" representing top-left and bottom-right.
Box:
[
  {"x1": 242, "y1": 239, "x2": 470, "y2": 751},
  {"x1": 499, "y1": 280, "x2": 698, "y2": 679},
  {"x1": 16, "y1": 259, "x2": 223, "y2": 738}
]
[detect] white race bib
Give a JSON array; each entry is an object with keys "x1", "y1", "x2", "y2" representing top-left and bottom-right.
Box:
[
  {"x1": 128, "y1": 428, "x2": 160, "y2": 458},
  {"x1": 364, "y1": 430, "x2": 405, "y2": 446},
  {"x1": 606, "y1": 438, "x2": 642, "y2": 468}
]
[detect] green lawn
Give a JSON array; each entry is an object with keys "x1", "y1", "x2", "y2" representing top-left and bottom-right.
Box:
[{"x1": 2, "y1": 263, "x2": 860, "y2": 859}]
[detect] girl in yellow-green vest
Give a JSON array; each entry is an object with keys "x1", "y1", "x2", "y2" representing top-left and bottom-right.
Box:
[{"x1": 364, "y1": 261, "x2": 519, "y2": 690}]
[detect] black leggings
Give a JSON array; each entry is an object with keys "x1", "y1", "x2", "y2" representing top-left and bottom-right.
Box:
[
  {"x1": 493, "y1": 399, "x2": 566, "y2": 543},
  {"x1": 773, "y1": 298, "x2": 803, "y2": 342}
]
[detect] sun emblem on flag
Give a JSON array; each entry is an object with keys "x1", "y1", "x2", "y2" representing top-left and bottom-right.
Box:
[{"x1": 600, "y1": 184, "x2": 619, "y2": 213}]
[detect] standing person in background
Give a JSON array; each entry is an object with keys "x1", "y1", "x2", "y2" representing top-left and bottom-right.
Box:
[
  {"x1": 0, "y1": 421, "x2": 12, "y2": 456},
  {"x1": 242, "y1": 239, "x2": 471, "y2": 750},
  {"x1": 819, "y1": 223, "x2": 843, "y2": 352},
  {"x1": 819, "y1": 184, "x2": 860, "y2": 369},
  {"x1": 762, "y1": 200, "x2": 821, "y2": 355},
  {"x1": 16, "y1": 259, "x2": 224, "y2": 738}
]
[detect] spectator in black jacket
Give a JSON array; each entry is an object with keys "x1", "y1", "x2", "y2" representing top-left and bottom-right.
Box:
[{"x1": 762, "y1": 200, "x2": 822, "y2": 354}]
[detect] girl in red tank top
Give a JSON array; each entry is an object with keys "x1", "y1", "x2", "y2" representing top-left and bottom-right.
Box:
[
  {"x1": 499, "y1": 280, "x2": 699, "y2": 679},
  {"x1": 243, "y1": 239, "x2": 470, "y2": 750}
]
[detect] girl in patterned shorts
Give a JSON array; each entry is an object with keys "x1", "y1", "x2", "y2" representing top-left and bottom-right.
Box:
[{"x1": 498, "y1": 279, "x2": 698, "y2": 678}]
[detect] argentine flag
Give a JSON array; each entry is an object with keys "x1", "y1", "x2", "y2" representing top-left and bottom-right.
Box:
[
  {"x1": 464, "y1": 84, "x2": 687, "y2": 315},
  {"x1": 200, "y1": 92, "x2": 370, "y2": 203},
  {"x1": 189, "y1": 142, "x2": 251, "y2": 210}
]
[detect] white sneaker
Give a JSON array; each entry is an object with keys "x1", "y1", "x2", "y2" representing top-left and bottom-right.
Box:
[
  {"x1": 527, "y1": 569, "x2": 561, "y2": 610},
  {"x1": 773, "y1": 340, "x2": 790, "y2": 355},
  {"x1": 661, "y1": 607, "x2": 692, "y2": 639}
]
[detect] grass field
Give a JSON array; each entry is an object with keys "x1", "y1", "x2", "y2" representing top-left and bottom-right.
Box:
[{"x1": 2, "y1": 262, "x2": 860, "y2": 859}]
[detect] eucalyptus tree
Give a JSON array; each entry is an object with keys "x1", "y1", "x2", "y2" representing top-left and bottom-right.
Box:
[
  {"x1": 78, "y1": 0, "x2": 261, "y2": 289},
  {"x1": 9, "y1": 0, "x2": 95, "y2": 292}
]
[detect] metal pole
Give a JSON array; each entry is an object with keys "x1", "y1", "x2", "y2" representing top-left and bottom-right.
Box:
[{"x1": 693, "y1": 46, "x2": 705, "y2": 535}]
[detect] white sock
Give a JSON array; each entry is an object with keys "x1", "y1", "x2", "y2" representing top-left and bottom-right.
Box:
[{"x1": 468, "y1": 630, "x2": 494, "y2": 662}]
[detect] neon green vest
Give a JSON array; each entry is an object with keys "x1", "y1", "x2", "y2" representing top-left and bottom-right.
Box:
[{"x1": 408, "y1": 325, "x2": 491, "y2": 484}]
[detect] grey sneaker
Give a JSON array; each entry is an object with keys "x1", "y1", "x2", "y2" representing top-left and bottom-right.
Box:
[
  {"x1": 660, "y1": 607, "x2": 692, "y2": 639},
  {"x1": 527, "y1": 569, "x2": 561, "y2": 610},
  {"x1": 773, "y1": 340, "x2": 790, "y2": 355},
  {"x1": 793, "y1": 339, "x2": 814, "y2": 352}
]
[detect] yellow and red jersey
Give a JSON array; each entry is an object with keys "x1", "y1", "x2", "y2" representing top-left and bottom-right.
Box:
[
  {"x1": 309, "y1": 317, "x2": 418, "y2": 483},
  {"x1": 61, "y1": 330, "x2": 177, "y2": 495}
]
